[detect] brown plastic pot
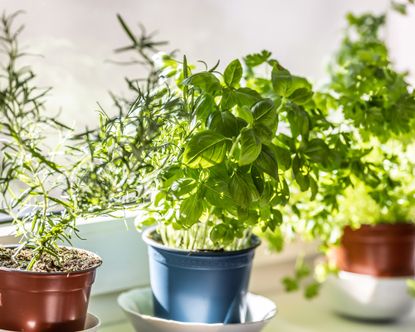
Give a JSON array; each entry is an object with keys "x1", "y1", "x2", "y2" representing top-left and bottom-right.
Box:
[
  {"x1": 334, "y1": 223, "x2": 415, "y2": 277},
  {"x1": 0, "y1": 247, "x2": 101, "y2": 332}
]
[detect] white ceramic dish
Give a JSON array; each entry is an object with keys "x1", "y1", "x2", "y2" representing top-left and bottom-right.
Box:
[
  {"x1": 0, "y1": 313, "x2": 100, "y2": 332},
  {"x1": 323, "y1": 271, "x2": 415, "y2": 321},
  {"x1": 118, "y1": 287, "x2": 277, "y2": 332}
]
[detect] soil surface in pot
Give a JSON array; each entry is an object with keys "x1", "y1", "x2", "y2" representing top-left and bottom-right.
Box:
[{"x1": 0, "y1": 247, "x2": 101, "y2": 273}]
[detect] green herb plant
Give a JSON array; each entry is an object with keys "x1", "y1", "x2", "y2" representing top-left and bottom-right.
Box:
[
  {"x1": 283, "y1": 9, "x2": 415, "y2": 297},
  {"x1": 0, "y1": 13, "x2": 172, "y2": 269},
  {"x1": 133, "y1": 42, "x2": 371, "y2": 251},
  {"x1": 0, "y1": 12, "x2": 78, "y2": 267}
]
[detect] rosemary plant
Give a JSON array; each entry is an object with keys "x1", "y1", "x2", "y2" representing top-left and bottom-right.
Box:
[{"x1": 0, "y1": 12, "x2": 77, "y2": 268}]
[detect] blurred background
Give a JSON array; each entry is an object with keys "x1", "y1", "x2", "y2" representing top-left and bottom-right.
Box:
[{"x1": 2, "y1": 0, "x2": 415, "y2": 129}]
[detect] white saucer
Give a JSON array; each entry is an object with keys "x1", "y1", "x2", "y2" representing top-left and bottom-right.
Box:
[
  {"x1": 78, "y1": 313, "x2": 100, "y2": 332},
  {"x1": 0, "y1": 313, "x2": 100, "y2": 332},
  {"x1": 323, "y1": 271, "x2": 415, "y2": 321},
  {"x1": 118, "y1": 287, "x2": 277, "y2": 332}
]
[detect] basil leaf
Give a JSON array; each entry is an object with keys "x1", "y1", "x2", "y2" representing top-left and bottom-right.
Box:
[
  {"x1": 274, "y1": 145, "x2": 292, "y2": 170},
  {"x1": 204, "y1": 179, "x2": 234, "y2": 208},
  {"x1": 207, "y1": 110, "x2": 239, "y2": 137},
  {"x1": 288, "y1": 88, "x2": 313, "y2": 104},
  {"x1": 183, "y1": 130, "x2": 229, "y2": 168},
  {"x1": 220, "y1": 88, "x2": 238, "y2": 110},
  {"x1": 304, "y1": 138, "x2": 330, "y2": 165},
  {"x1": 179, "y1": 195, "x2": 203, "y2": 227},
  {"x1": 234, "y1": 87, "x2": 262, "y2": 107},
  {"x1": 272, "y1": 66, "x2": 292, "y2": 97},
  {"x1": 224, "y1": 59, "x2": 243, "y2": 87},
  {"x1": 194, "y1": 95, "x2": 216, "y2": 122},
  {"x1": 252, "y1": 98, "x2": 278, "y2": 132},
  {"x1": 286, "y1": 104, "x2": 310, "y2": 139},
  {"x1": 183, "y1": 72, "x2": 221, "y2": 94},
  {"x1": 239, "y1": 128, "x2": 262, "y2": 166},
  {"x1": 229, "y1": 171, "x2": 260, "y2": 207},
  {"x1": 254, "y1": 144, "x2": 279, "y2": 179},
  {"x1": 292, "y1": 155, "x2": 310, "y2": 191}
]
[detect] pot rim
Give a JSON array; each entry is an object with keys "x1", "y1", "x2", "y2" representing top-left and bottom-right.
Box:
[
  {"x1": 0, "y1": 245, "x2": 102, "y2": 275},
  {"x1": 142, "y1": 226, "x2": 261, "y2": 256},
  {"x1": 345, "y1": 222, "x2": 415, "y2": 231}
]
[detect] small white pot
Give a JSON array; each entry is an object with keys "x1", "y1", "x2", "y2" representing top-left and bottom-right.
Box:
[{"x1": 322, "y1": 271, "x2": 415, "y2": 321}]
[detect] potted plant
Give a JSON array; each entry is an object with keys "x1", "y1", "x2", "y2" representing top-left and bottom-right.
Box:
[
  {"x1": 282, "y1": 9, "x2": 415, "y2": 319},
  {"x1": 0, "y1": 13, "x2": 102, "y2": 331},
  {"x1": 112, "y1": 18, "x2": 364, "y2": 321}
]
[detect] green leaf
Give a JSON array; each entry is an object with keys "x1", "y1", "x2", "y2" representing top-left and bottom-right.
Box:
[
  {"x1": 194, "y1": 95, "x2": 216, "y2": 122},
  {"x1": 252, "y1": 98, "x2": 278, "y2": 132},
  {"x1": 305, "y1": 282, "x2": 321, "y2": 299},
  {"x1": 289, "y1": 76, "x2": 312, "y2": 93},
  {"x1": 274, "y1": 145, "x2": 292, "y2": 170},
  {"x1": 254, "y1": 144, "x2": 279, "y2": 179},
  {"x1": 234, "y1": 87, "x2": 262, "y2": 107},
  {"x1": 303, "y1": 139, "x2": 330, "y2": 165},
  {"x1": 239, "y1": 128, "x2": 262, "y2": 166},
  {"x1": 253, "y1": 123, "x2": 273, "y2": 144},
  {"x1": 204, "y1": 179, "x2": 234, "y2": 208},
  {"x1": 220, "y1": 88, "x2": 238, "y2": 110},
  {"x1": 264, "y1": 208, "x2": 283, "y2": 232},
  {"x1": 309, "y1": 176, "x2": 318, "y2": 200},
  {"x1": 235, "y1": 106, "x2": 254, "y2": 124},
  {"x1": 210, "y1": 224, "x2": 234, "y2": 245},
  {"x1": 183, "y1": 72, "x2": 221, "y2": 94},
  {"x1": 288, "y1": 88, "x2": 313, "y2": 104},
  {"x1": 179, "y1": 195, "x2": 203, "y2": 227},
  {"x1": 224, "y1": 59, "x2": 243, "y2": 87},
  {"x1": 251, "y1": 166, "x2": 265, "y2": 194},
  {"x1": 229, "y1": 171, "x2": 260, "y2": 207},
  {"x1": 286, "y1": 105, "x2": 310, "y2": 139},
  {"x1": 207, "y1": 110, "x2": 239, "y2": 137},
  {"x1": 183, "y1": 130, "x2": 229, "y2": 168},
  {"x1": 272, "y1": 66, "x2": 292, "y2": 97},
  {"x1": 282, "y1": 277, "x2": 299, "y2": 292},
  {"x1": 292, "y1": 155, "x2": 309, "y2": 191},
  {"x1": 244, "y1": 50, "x2": 272, "y2": 67},
  {"x1": 171, "y1": 178, "x2": 197, "y2": 197}
]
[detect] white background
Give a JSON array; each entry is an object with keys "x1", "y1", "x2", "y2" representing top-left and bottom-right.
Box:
[{"x1": 2, "y1": 0, "x2": 415, "y2": 129}]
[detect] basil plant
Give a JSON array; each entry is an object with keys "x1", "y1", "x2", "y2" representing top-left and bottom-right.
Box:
[{"x1": 136, "y1": 46, "x2": 364, "y2": 251}]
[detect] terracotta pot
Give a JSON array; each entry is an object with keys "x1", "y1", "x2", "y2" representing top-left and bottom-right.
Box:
[
  {"x1": 334, "y1": 223, "x2": 415, "y2": 277},
  {"x1": 0, "y1": 248, "x2": 101, "y2": 332}
]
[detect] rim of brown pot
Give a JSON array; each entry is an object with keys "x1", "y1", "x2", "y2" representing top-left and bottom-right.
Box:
[{"x1": 0, "y1": 244, "x2": 102, "y2": 275}]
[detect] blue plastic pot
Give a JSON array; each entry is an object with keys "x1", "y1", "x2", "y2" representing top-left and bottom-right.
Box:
[{"x1": 142, "y1": 227, "x2": 260, "y2": 324}]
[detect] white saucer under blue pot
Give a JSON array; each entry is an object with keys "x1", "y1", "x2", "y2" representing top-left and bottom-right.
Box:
[{"x1": 117, "y1": 287, "x2": 277, "y2": 332}]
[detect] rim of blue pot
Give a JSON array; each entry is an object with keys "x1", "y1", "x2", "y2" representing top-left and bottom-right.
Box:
[{"x1": 142, "y1": 225, "x2": 261, "y2": 256}]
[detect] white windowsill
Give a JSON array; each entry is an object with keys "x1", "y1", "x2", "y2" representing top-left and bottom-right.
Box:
[{"x1": 0, "y1": 216, "x2": 317, "y2": 328}]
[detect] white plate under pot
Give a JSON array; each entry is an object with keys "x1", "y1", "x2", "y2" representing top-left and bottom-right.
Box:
[
  {"x1": 322, "y1": 271, "x2": 415, "y2": 321},
  {"x1": 0, "y1": 313, "x2": 100, "y2": 332},
  {"x1": 118, "y1": 287, "x2": 277, "y2": 332}
]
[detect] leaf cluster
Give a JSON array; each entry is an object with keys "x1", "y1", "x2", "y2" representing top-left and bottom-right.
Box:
[
  {"x1": 326, "y1": 12, "x2": 415, "y2": 141},
  {"x1": 137, "y1": 46, "x2": 367, "y2": 250}
]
